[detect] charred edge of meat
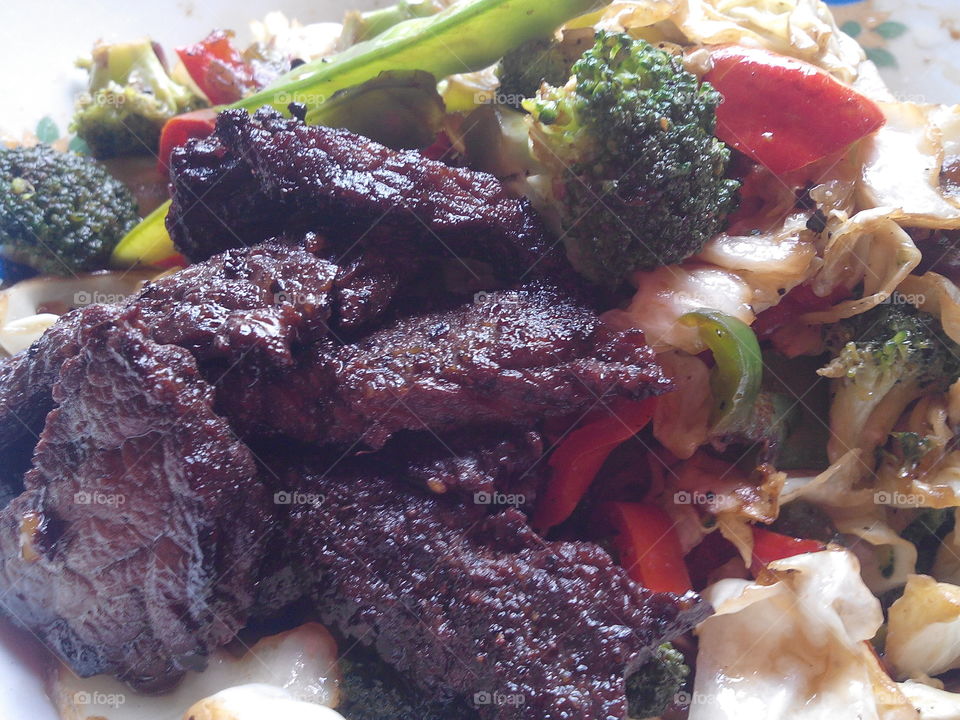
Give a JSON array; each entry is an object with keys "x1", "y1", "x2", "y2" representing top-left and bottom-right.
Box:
[
  {"x1": 166, "y1": 108, "x2": 576, "y2": 289},
  {"x1": 284, "y1": 457, "x2": 709, "y2": 720},
  {"x1": 213, "y1": 284, "x2": 672, "y2": 449},
  {"x1": 0, "y1": 312, "x2": 272, "y2": 687}
]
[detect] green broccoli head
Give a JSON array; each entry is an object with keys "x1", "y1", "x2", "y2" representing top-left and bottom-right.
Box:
[
  {"x1": 819, "y1": 300, "x2": 960, "y2": 461},
  {"x1": 626, "y1": 642, "x2": 689, "y2": 719},
  {"x1": 0, "y1": 145, "x2": 139, "y2": 275},
  {"x1": 497, "y1": 36, "x2": 577, "y2": 110},
  {"x1": 71, "y1": 39, "x2": 205, "y2": 158},
  {"x1": 522, "y1": 32, "x2": 739, "y2": 285}
]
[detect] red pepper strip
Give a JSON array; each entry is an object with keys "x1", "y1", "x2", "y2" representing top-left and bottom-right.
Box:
[
  {"x1": 598, "y1": 502, "x2": 692, "y2": 594},
  {"x1": 751, "y1": 283, "x2": 850, "y2": 339},
  {"x1": 705, "y1": 45, "x2": 885, "y2": 175},
  {"x1": 151, "y1": 252, "x2": 188, "y2": 270},
  {"x1": 750, "y1": 526, "x2": 825, "y2": 576},
  {"x1": 176, "y1": 30, "x2": 257, "y2": 106},
  {"x1": 533, "y1": 398, "x2": 656, "y2": 532},
  {"x1": 157, "y1": 108, "x2": 218, "y2": 174}
]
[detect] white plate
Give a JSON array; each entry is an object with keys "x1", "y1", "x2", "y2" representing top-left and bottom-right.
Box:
[{"x1": 0, "y1": 0, "x2": 959, "y2": 718}]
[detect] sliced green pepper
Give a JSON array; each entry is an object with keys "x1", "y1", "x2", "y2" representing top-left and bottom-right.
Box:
[
  {"x1": 235, "y1": 0, "x2": 601, "y2": 113},
  {"x1": 679, "y1": 310, "x2": 763, "y2": 434}
]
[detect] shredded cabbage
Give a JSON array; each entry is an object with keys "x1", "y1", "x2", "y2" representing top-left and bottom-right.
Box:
[{"x1": 692, "y1": 550, "x2": 917, "y2": 720}]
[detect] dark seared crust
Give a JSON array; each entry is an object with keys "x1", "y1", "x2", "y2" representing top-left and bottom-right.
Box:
[
  {"x1": 166, "y1": 108, "x2": 568, "y2": 284},
  {"x1": 379, "y1": 426, "x2": 546, "y2": 505},
  {"x1": 0, "y1": 314, "x2": 270, "y2": 685},
  {"x1": 216, "y1": 285, "x2": 672, "y2": 448},
  {"x1": 0, "y1": 309, "x2": 94, "y2": 492},
  {"x1": 125, "y1": 241, "x2": 338, "y2": 366},
  {"x1": 288, "y1": 460, "x2": 709, "y2": 720}
]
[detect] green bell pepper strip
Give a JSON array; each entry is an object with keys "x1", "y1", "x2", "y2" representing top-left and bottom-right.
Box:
[
  {"x1": 111, "y1": 200, "x2": 175, "y2": 268},
  {"x1": 679, "y1": 310, "x2": 763, "y2": 434},
  {"x1": 237, "y1": 0, "x2": 601, "y2": 113},
  {"x1": 111, "y1": 0, "x2": 600, "y2": 268}
]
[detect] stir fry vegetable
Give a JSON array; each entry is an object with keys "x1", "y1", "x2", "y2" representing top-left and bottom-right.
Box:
[
  {"x1": 533, "y1": 398, "x2": 656, "y2": 532},
  {"x1": 72, "y1": 39, "x2": 205, "y2": 158},
  {"x1": 525, "y1": 32, "x2": 739, "y2": 284},
  {"x1": 679, "y1": 310, "x2": 762, "y2": 434},
  {"x1": 705, "y1": 45, "x2": 885, "y2": 174},
  {"x1": 599, "y1": 501, "x2": 692, "y2": 594}
]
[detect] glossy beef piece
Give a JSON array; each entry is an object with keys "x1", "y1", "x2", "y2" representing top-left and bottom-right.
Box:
[
  {"x1": 0, "y1": 308, "x2": 94, "y2": 501},
  {"x1": 217, "y1": 285, "x2": 672, "y2": 448},
  {"x1": 249, "y1": 424, "x2": 548, "y2": 618},
  {"x1": 0, "y1": 245, "x2": 339, "y2": 502},
  {"x1": 287, "y1": 460, "x2": 708, "y2": 720},
  {"x1": 377, "y1": 426, "x2": 546, "y2": 507},
  {"x1": 166, "y1": 108, "x2": 570, "y2": 284},
  {"x1": 126, "y1": 241, "x2": 338, "y2": 366},
  {"x1": 0, "y1": 314, "x2": 271, "y2": 687}
]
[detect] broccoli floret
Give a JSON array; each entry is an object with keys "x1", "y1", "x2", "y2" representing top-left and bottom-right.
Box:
[
  {"x1": 337, "y1": 646, "x2": 475, "y2": 720},
  {"x1": 0, "y1": 145, "x2": 139, "y2": 274},
  {"x1": 819, "y1": 301, "x2": 960, "y2": 461},
  {"x1": 497, "y1": 37, "x2": 576, "y2": 109},
  {"x1": 71, "y1": 39, "x2": 205, "y2": 158},
  {"x1": 522, "y1": 32, "x2": 739, "y2": 285},
  {"x1": 626, "y1": 642, "x2": 689, "y2": 719}
]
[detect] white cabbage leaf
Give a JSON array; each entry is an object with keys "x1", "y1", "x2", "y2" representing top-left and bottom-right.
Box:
[
  {"x1": 653, "y1": 351, "x2": 712, "y2": 458},
  {"x1": 802, "y1": 208, "x2": 921, "y2": 325},
  {"x1": 899, "y1": 681, "x2": 960, "y2": 720},
  {"x1": 691, "y1": 550, "x2": 916, "y2": 720},
  {"x1": 665, "y1": 0, "x2": 864, "y2": 82},
  {"x1": 858, "y1": 103, "x2": 960, "y2": 230},
  {"x1": 887, "y1": 575, "x2": 960, "y2": 680}
]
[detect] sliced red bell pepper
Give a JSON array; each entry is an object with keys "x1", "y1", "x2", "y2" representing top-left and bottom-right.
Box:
[
  {"x1": 598, "y1": 501, "x2": 692, "y2": 594},
  {"x1": 705, "y1": 46, "x2": 885, "y2": 175},
  {"x1": 750, "y1": 526, "x2": 825, "y2": 575},
  {"x1": 176, "y1": 30, "x2": 257, "y2": 106},
  {"x1": 751, "y1": 283, "x2": 850, "y2": 339},
  {"x1": 533, "y1": 398, "x2": 656, "y2": 532},
  {"x1": 157, "y1": 108, "x2": 218, "y2": 174}
]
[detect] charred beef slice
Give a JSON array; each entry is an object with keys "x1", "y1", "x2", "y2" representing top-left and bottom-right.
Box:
[
  {"x1": 0, "y1": 310, "x2": 272, "y2": 686},
  {"x1": 0, "y1": 112, "x2": 708, "y2": 713},
  {"x1": 166, "y1": 108, "x2": 567, "y2": 287}
]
